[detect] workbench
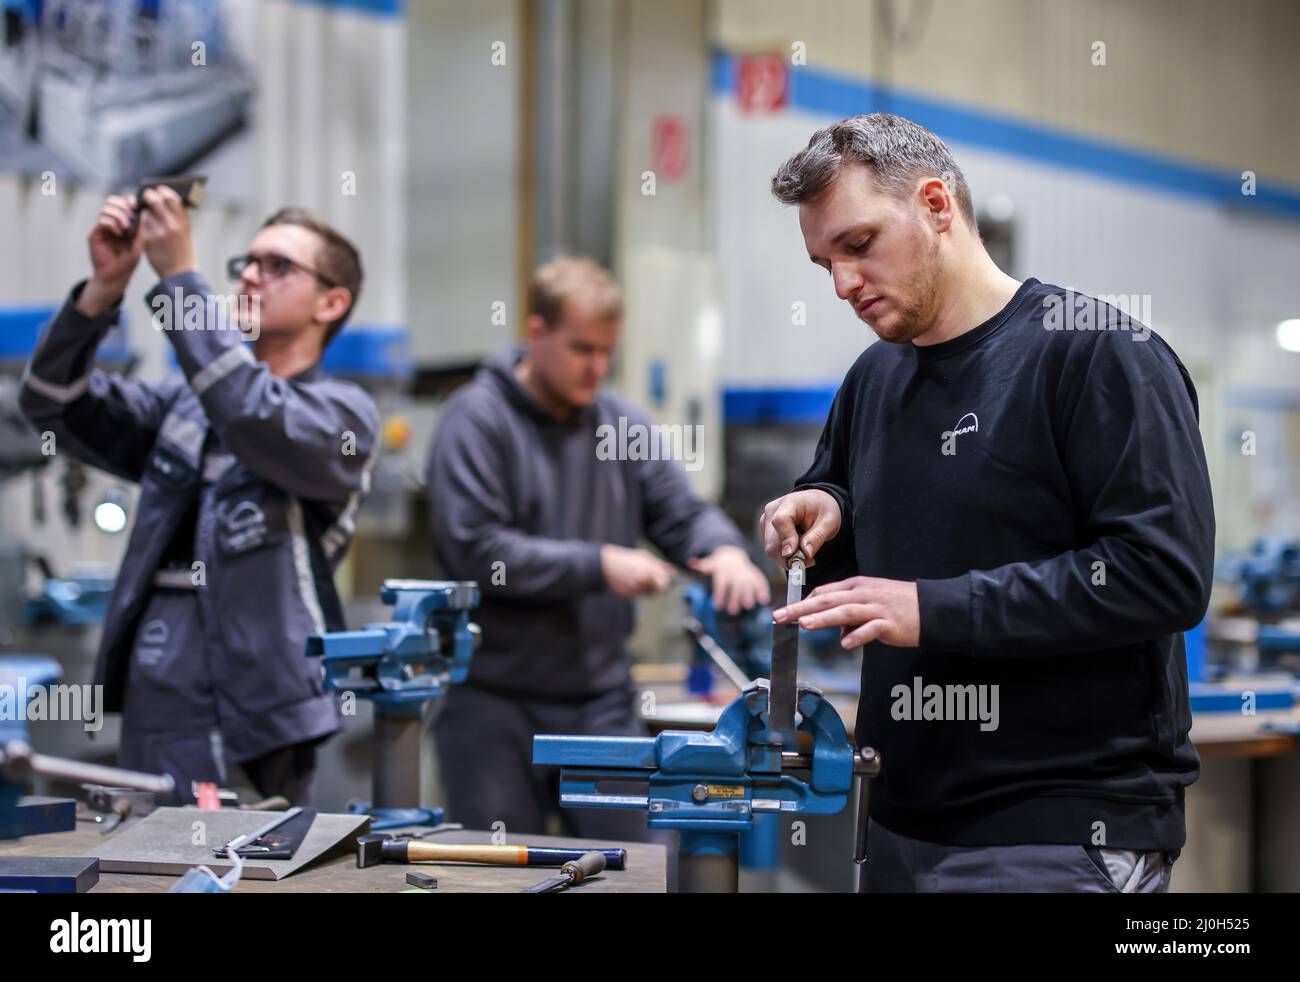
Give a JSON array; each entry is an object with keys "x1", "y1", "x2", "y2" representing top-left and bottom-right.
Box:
[
  {"x1": 0, "y1": 825, "x2": 667, "y2": 893},
  {"x1": 1183, "y1": 705, "x2": 1300, "y2": 892},
  {"x1": 1190, "y1": 705, "x2": 1300, "y2": 759}
]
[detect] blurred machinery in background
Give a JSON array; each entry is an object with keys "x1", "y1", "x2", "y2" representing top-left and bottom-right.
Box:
[
  {"x1": 0, "y1": 0, "x2": 253, "y2": 184},
  {"x1": 719, "y1": 387, "x2": 836, "y2": 551},
  {"x1": 0, "y1": 378, "x2": 43, "y2": 479},
  {"x1": 0, "y1": 307, "x2": 133, "y2": 645},
  {"x1": 1194, "y1": 538, "x2": 1300, "y2": 717},
  {"x1": 1215, "y1": 538, "x2": 1300, "y2": 670},
  {"x1": 1218, "y1": 538, "x2": 1300, "y2": 620},
  {"x1": 0, "y1": 376, "x2": 45, "y2": 642},
  {"x1": 22, "y1": 559, "x2": 114, "y2": 627}
]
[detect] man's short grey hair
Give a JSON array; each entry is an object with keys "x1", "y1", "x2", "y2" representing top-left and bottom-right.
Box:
[{"x1": 771, "y1": 113, "x2": 976, "y2": 228}]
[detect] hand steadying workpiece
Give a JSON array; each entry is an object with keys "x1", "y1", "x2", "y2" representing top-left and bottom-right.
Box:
[{"x1": 762, "y1": 489, "x2": 919, "y2": 649}]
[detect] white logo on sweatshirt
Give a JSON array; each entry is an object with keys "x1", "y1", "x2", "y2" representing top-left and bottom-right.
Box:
[{"x1": 941, "y1": 413, "x2": 979, "y2": 456}]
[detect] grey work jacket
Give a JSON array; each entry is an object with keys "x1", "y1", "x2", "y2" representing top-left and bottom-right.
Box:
[{"x1": 20, "y1": 272, "x2": 380, "y2": 760}]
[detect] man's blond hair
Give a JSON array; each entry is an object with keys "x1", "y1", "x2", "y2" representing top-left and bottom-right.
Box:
[{"x1": 528, "y1": 256, "x2": 622, "y2": 327}]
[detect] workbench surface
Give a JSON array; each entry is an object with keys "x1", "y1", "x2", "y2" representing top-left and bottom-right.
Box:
[{"x1": 0, "y1": 825, "x2": 667, "y2": 894}]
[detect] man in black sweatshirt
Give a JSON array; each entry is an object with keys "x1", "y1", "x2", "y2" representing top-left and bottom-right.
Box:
[
  {"x1": 761, "y1": 114, "x2": 1214, "y2": 892},
  {"x1": 426, "y1": 256, "x2": 769, "y2": 840}
]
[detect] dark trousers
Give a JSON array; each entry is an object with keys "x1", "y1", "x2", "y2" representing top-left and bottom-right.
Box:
[
  {"x1": 434, "y1": 682, "x2": 658, "y2": 843},
  {"x1": 861, "y1": 818, "x2": 1175, "y2": 893},
  {"x1": 239, "y1": 741, "x2": 317, "y2": 805},
  {"x1": 119, "y1": 725, "x2": 318, "y2": 806}
]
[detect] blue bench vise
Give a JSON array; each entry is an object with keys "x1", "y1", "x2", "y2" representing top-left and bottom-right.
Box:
[
  {"x1": 307, "y1": 579, "x2": 480, "y2": 829},
  {"x1": 682, "y1": 582, "x2": 771, "y2": 696},
  {"x1": 534, "y1": 678, "x2": 879, "y2": 892},
  {"x1": 683, "y1": 582, "x2": 859, "y2": 701}
]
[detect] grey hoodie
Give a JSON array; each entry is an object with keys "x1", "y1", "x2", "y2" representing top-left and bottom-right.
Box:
[{"x1": 424, "y1": 345, "x2": 745, "y2": 699}]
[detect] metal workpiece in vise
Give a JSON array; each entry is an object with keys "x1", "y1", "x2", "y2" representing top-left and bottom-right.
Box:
[
  {"x1": 1, "y1": 656, "x2": 173, "y2": 842},
  {"x1": 306, "y1": 579, "x2": 480, "y2": 828}
]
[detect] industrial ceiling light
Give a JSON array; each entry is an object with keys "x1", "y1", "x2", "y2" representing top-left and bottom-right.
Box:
[
  {"x1": 1277, "y1": 319, "x2": 1300, "y2": 353},
  {"x1": 93, "y1": 488, "x2": 129, "y2": 534}
]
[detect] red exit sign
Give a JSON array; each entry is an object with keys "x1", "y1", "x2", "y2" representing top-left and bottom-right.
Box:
[
  {"x1": 652, "y1": 114, "x2": 690, "y2": 181},
  {"x1": 736, "y1": 53, "x2": 788, "y2": 113}
]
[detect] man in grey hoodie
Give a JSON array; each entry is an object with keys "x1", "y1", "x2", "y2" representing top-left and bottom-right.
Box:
[{"x1": 425, "y1": 256, "x2": 768, "y2": 839}]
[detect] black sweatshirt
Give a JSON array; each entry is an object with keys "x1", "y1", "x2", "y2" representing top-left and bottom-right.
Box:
[{"x1": 796, "y1": 278, "x2": 1214, "y2": 850}]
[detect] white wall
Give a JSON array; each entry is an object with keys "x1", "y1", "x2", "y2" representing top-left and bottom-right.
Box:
[
  {"x1": 406, "y1": 0, "x2": 520, "y2": 365},
  {"x1": 710, "y1": 97, "x2": 1300, "y2": 386},
  {"x1": 713, "y1": 0, "x2": 1300, "y2": 187}
]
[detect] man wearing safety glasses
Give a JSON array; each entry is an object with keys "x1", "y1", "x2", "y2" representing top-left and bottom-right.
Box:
[{"x1": 20, "y1": 189, "x2": 379, "y2": 804}]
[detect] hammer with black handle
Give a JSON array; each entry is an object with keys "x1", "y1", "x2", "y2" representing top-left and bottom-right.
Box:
[{"x1": 356, "y1": 832, "x2": 626, "y2": 870}]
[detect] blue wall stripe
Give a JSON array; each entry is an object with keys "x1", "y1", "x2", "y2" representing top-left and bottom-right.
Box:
[
  {"x1": 321, "y1": 326, "x2": 413, "y2": 379},
  {"x1": 2, "y1": 303, "x2": 409, "y2": 379},
  {"x1": 158, "y1": 324, "x2": 412, "y2": 380},
  {"x1": 289, "y1": 0, "x2": 403, "y2": 17},
  {"x1": 0, "y1": 306, "x2": 58, "y2": 359},
  {"x1": 1225, "y1": 387, "x2": 1300, "y2": 411},
  {"x1": 713, "y1": 51, "x2": 1300, "y2": 221},
  {"x1": 0, "y1": 305, "x2": 131, "y2": 363}
]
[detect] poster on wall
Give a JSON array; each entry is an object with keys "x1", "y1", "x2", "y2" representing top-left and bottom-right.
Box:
[{"x1": 0, "y1": 0, "x2": 256, "y2": 199}]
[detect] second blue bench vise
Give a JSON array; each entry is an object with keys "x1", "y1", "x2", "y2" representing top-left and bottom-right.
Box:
[
  {"x1": 307, "y1": 579, "x2": 480, "y2": 715},
  {"x1": 307, "y1": 579, "x2": 480, "y2": 827}
]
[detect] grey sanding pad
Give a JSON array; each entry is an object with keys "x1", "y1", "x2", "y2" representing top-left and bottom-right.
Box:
[{"x1": 91, "y1": 807, "x2": 369, "y2": 880}]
